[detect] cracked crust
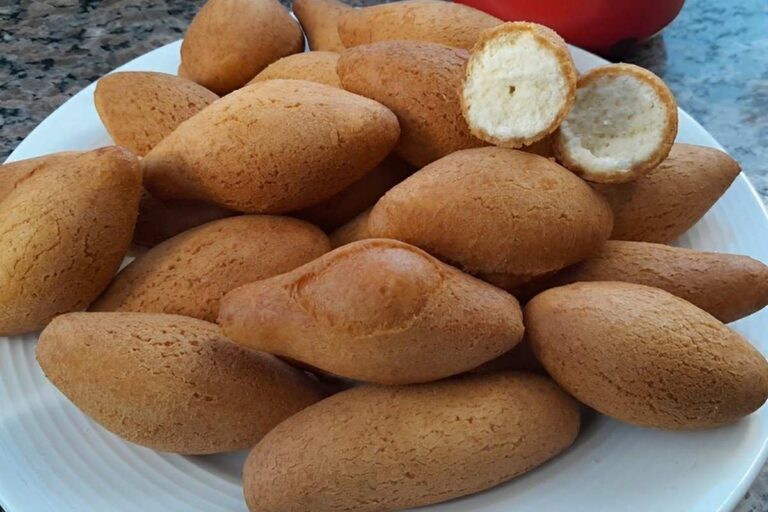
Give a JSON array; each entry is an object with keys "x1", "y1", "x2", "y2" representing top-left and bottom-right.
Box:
[
  {"x1": 94, "y1": 71, "x2": 218, "y2": 156},
  {"x1": 337, "y1": 0, "x2": 502, "y2": 50},
  {"x1": 143, "y1": 79, "x2": 400, "y2": 214},
  {"x1": 0, "y1": 147, "x2": 142, "y2": 336},
  {"x1": 36, "y1": 312, "x2": 323, "y2": 454},
  {"x1": 218, "y1": 238, "x2": 524, "y2": 385},
  {"x1": 337, "y1": 40, "x2": 485, "y2": 167},
  {"x1": 247, "y1": 51, "x2": 342, "y2": 88},
  {"x1": 368, "y1": 147, "x2": 613, "y2": 277},
  {"x1": 91, "y1": 215, "x2": 330, "y2": 321},
  {"x1": 243, "y1": 372, "x2": 579, "y2": 512},
  {"x1": 593, "y1": 143, "x2": 741, "y2": 243},
  {"x1": 533, "y1": 241, "x2": 768, "y2": 323},
  {"x1": 526, "y1": 282, "x2": 768, "y2": 429},
  {"x1": 180, "y1": 0, "x2": 303, "y2": 94}
]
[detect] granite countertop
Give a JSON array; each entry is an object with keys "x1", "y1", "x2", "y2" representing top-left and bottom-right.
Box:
[{"x1": 1, "y1": 0, "x2": 767, "y2": 510}]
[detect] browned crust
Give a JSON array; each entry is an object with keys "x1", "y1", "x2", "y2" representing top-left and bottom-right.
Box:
[
  {"x1": 329, "y1": 208, "x2": 373, "y2": 248},
  {"x1": 552, "y1": 63, "x2": 678, "y2": 184},
  {"x1": 292, "y1": 0, "x2": 351, "y2": 52},
  {"x1": 593, "y1": 143, "x2": 740, "y2": 243},
  {"x1": 460, "y1": 22, "x2": 578, "y2": 149},
  {"x1": 246, "y1": 51, "x2": 342, "y2": 88}
]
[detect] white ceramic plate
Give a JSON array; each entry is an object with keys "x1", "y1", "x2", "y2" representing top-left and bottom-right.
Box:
[{"x1": 2, "y1": 39, "x2": 768, "y2": 512}]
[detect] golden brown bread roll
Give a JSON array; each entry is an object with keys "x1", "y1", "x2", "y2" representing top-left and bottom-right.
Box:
[
  {"x1": 292, "y1": 0, "x2": 351, "y2": 52},
  {"x1": 37, "y1": 312, "x2": 324, "y2": 454},
  {"x1": 143, "y1": 79, "x2": 400, "y2": 214},
  {"x1": 94, "y1": 71, "x2": 219, "y2": 156},
  {"x1": 0, "y1": 147, "x2": 142, "y2": 335},
  {"x1": 132, "y1": 190, "x2": 236, "y2": 247},
  {"x1": 338, "y1": 0, "x2": 502, "y2": 50},
  {"x1": 593, "y1": 143, "x2": 740, "y2": 243},
  {"x1": 338, "y1": 40, "x2": 485, "y2": 167},
  {"x1": 527, "y1": 282, "x2": 768, "y2": 429},
  {"x1": 91, "y1": 216, "x2": 330, "y2": 321},
  {"x1": 247, "y1": 51, "x2": 342, "y2": 88},
  {"x1": 218, "y1": 239, "x2": 524, "y2": 385},
  {"x1": 534, "y1": 241, "x2": 768, "y2": 323},
  {"x1": 243, "y1": 372, "x2": 579, "y2": 512},
  {"x1": 296, "y1": 155, "x2": 413, "y2": 231},
  {"x1": 180, "y1": 0, "x2": 303, "y2": 94},
  {"x1": 368, "y1": 147, "x2": 613, "y2": 279}
]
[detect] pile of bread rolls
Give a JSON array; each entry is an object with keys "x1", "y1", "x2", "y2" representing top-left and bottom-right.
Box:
[{"x1": 2, "y1": 0, "x2": 766, "y2": 510}]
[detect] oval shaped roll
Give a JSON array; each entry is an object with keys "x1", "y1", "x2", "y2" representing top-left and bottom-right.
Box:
[
  {"x1": 92, "y1": 216, "x2": 330, "y2": 321},
  {"x1": 593, "y1": 143, "x2": 740, "y2": 243},
  {"x1": 243, "y1": 372, "x2": 579, "y2": 512},
  {"x1": 180, "y1": 0, "x2": 303, "y2": 94},
  {"x1": 36, "y1": 312, "x2": 324, "y2": 454},
  {"x1": 94, "y1": 71, "x2": 219, "y2": 156},
  {"x1": 293, "y1": 0, "x2": 351, "y2": 52},
  {"x1": 218, "y1": 238, "x2": 524, "y2": 385},
  {"x1": 0, "y1": 147, "x2": 142, "y2": 336},
  {"x1": 143, "y1": 79, "x2": 400, "y2": 214},
  {"x1": 338, "y1": 40, "x2": 484, "y2": 167},
  {"x1": 338, "y1": 0, "x2": 501, "y2": 50},
  {"x1": 368, "y1": 147, "x2": 613, "y2": 279},
  {"x1": 542, "y1": 241, "x2": 768, "y2": 323},
  {"x1": 526, "y1": 282, "x2": 768, "y2": 430},
  {"x1": 247, "y1": 51, "x2": 342, "y2": 88}
]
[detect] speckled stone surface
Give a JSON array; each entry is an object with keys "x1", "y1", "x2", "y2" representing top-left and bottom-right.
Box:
[{"x1": 0, "y1": 0, "x2": 767, "y2": 510}]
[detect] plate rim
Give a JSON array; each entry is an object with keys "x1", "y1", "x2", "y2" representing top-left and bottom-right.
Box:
[{"x1": 3, "y1": 38, "x2": 768, "y2": 512}]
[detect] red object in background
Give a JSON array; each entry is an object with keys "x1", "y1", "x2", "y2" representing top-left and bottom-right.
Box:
[{"x1": 456, "y1": 0, "x2": 685, "y2": 56}]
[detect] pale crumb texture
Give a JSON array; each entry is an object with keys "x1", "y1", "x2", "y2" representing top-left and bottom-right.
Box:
[
  {"x1": 463, "y1": 32, "x2": 570, "y2": 146},
  {"x1": 555, "y1": 64, "x2": 678, "y2": 183}
]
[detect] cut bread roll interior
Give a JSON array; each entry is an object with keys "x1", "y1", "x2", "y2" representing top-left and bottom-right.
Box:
[
  {"x1": 553, "y1": 63, "x2": 678, "y2": 184},
  {"x1": 460, "y1": 22, "x2": 577, "y2": 148}
]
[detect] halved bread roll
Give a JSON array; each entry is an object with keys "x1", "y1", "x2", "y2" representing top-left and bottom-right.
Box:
[
  {"x1": 553, "y1": 63, "x2": 678, "y2": 183},
  {"x1": 460, "y1": 22, "x2": 577, "y2": 148}
]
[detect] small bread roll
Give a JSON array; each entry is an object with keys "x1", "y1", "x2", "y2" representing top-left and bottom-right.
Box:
[
  {"x1": 537, "y1": 241, "x2": 768, "y2": 323},
  {"x1": 133, "y1": 190, "x2": 236, "y2": 247},
  {"x1": 338, "y1": 0, "x2": 501, "y2": 50},
  {"x1": 460, "y1": 22, "x2": 577, "y2": 148},
  {"x1": 594, "y1": 143, "x2": 740, "y2": 243},
  {"x1": 553, "y1": 63, "x2": 678, "y2": 183},
  {"x1": 37, "y1": 312, "x2": 324, "y2": 454},
  {"x1": 293, "y1": 0, "x2": 351, "y2": 52},
  {"x1": 94, "y1": 71, "x2": 219, "y2": 156},
  {"x1": 244, "y1": 373, "x2": 579, "y2": 512},
  {"x1": 0, "y1": 147, "x2": 142, "y2": 335},
  {"x1": 368, "y1": 148, "x2": 613, "y2": 279},
  {"x1": 338, "y1": 40, "x2": 485, "y2": 167},
  {"x1": 296, "y1": 155, "x2": 413, "y2": 231},
  {"x1": 527, "y1": 282, "x2": 768, "y2": 430},
  {"x1": 218, "y1": 239, "x2": 525, "y2": 385},
  {"x1": 143, "y1": 79, "x2": 400, "y2": 214},
  {"x1": 247, "y1": 51, "x2": 341, "y2": 88},
  {"x1": 330, "y1": 208, "x2": 372, "y2": 248},
  {"x1": 92, "y1": 216, "x2": 330, "y2": 322},
  {"x1": 180, "y1": 0, "x2": 303, "y2": 94}
]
